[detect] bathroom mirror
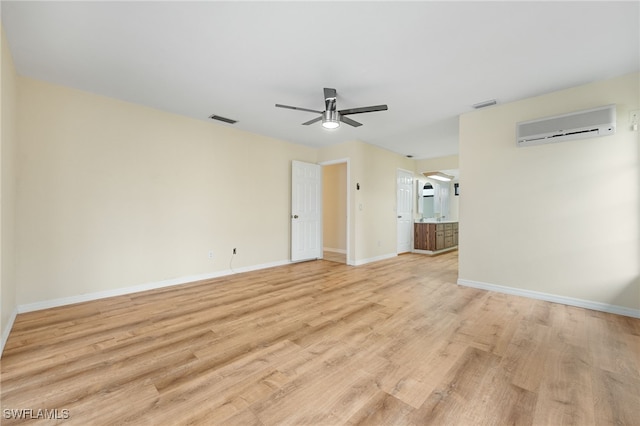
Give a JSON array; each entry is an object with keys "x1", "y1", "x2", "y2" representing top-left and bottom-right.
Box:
[
  {"x1": 422, "y1": 183, "x2": 436, "y2": 218},
  {"x1": 417, "y1": 169, "x2": 459, "y2": 221}
]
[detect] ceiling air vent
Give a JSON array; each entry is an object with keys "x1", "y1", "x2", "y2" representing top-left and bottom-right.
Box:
[
  {"x1": 472, "y1": 99, "x2": 497, "y2": 109},
  {"x1": 209, "y1": 114, "x2": 237, "y2": 124}
]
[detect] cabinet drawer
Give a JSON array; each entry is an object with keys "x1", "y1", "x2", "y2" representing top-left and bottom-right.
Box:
[
  {"x1": 445, "y1": 236, "x2": 454, "y2": 247},
  {"x1": 435, "y1": 224, "x2": 445, "y2": 231},
  {"x1": 445, "y1": 229, "x2": 453, "y2": 237},
  {"x1": 445, "y1": 223, "x2": 453, "y2": 230}
]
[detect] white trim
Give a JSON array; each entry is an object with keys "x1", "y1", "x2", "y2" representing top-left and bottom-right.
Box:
[
  {"x1": 352, "y1": 253, "x2": 397, "y2": 266},
  {"x1": 17, "y1": 260, "x2": 291, "y2": 314},
  {"x1": 1, "y1": 308, "x2": 18, "y2": 357},
  {"x1": 413, "y1": 247, "x2": 458, "y2": 256},
  {"x1": 319, "y1": 158, "x2": 350, "y2": 167},
  {"x1": 396, "y1": 166, "x2": 415, "y2": 175},
  {"x1": 457, "y1": 278, "x2": 640, "y2": 319},
  {"x1": 323, "y1": 247, "x2": 347, "y2": 254}
]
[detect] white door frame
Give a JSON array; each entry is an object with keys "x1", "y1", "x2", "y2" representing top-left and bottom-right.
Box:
[{"x1": 319, "y1": 158, "x2": 351, "y2": 265}]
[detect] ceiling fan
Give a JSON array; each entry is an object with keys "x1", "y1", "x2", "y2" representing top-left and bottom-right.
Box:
[{"x1": 275, "y1": 88, "x2": 388, "y2": 129}]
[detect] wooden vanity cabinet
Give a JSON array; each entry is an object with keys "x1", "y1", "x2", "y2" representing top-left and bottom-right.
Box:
[
  {"x1": 414, "y1": 223, "x2": 431, "y2": 250},
  {"x1": 453, "y1": 223, "x2": 459, "y2": 246},
  {"x1": 414, "y1": 222, "x2": 458, "y2": 251}
]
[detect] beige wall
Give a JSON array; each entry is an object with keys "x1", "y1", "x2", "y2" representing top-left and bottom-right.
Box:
[
  {"x1": 1, "y1": 25, "x2": 19, "y2": 349},
  {"x1": 414, "y1": 155, "x2": 458, "y2": 174},
  {"x1": 360, "y1": 143, "x2": 415, "y2": 261},
  {"x1": 318, "y1": 141, "x2": 414, "y2": 264},
  {"x1": 8, "y1": 67, "x2": 417, "y2": 311},
  {"x1": 459, "y1": 72, "x2": 639, "y2": 312},
  {"x1": 322, "y1": 163, "x2": 347, "y2": 252},
  {"x1": 15, "y1": 77, "x2": 317, "y2": 306},
  {"x1": 13, "y1": 77, "x2": 415, "y2": 308}
]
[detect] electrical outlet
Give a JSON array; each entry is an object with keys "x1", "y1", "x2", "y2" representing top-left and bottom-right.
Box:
[
  {"x1": 208, "y1": 250, "x2": 214, "y2": 259},
  {"x1": 233, "y1": 248, "x2": 236, "y2": 255}
]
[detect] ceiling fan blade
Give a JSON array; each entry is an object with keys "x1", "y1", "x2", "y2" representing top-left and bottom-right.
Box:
[
  {"x1": 302, "y1": 116, "x2": 322, "y2": 126},
  {"x1": 340, "y1": 116, "x2": 362, "y2": 127},
  {"x1": 339, "y1": 104, "x2": 388, "y2": 115},
  {"x1": 275, "y1": 104, "x2": 323, "y2": 114},
  {"x1": 324, "y1": 88, "x2": 337, "y2": 111},
  {"x1": 324, "y1": 88, "x2": 337, "y2": 100}
]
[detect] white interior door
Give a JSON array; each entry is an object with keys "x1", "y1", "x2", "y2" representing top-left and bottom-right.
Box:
[
  {"x1": 397, "y1": 169, "x2": 413, "y2": 253},
  {"x1": 291, "y1": 160, "x2": 322, "y2": 262}
]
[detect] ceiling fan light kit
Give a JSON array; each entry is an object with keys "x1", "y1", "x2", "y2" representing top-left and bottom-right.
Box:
[
  {"x1": 322, "y1": 110, "x2": 340, "y2": 129},
  {"x1": 276, "y1": 88, "x2": 387, "y2": 130}
]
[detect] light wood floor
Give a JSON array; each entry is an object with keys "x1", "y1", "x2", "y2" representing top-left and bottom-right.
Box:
[
  {"x1": 323, "y1": 251, "x2": 346, "y2": 264},
  {"x1": 2, "y1": 252, "x2": 639, "y2": 425}
]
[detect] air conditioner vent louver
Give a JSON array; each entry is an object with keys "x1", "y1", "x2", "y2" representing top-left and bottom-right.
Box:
[
  {"x1": 517, "y1": 104, "x2": 616, "y2": 147},
  {"x1": 209, "y1": 114, "x2": 237, "y2": 124}
]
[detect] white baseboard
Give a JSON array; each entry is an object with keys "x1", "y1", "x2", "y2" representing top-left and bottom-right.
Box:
[
  {"x1": 17, "y1": 259, "x2": 292, "y2": 314},
  {"x1": 1, "y1": 308, "x2": 18, "y2": 358},
  {"x1": 413, "y1": 246, "x2": 458, "y2": 256},
  {"x1": 457, "y1": 278, "x2": 640, "y2": 319},
  {"x1": 352, "y1": 253, "x2": 397, "y2": 266},
  {"x1": 323, "y1": 247, "x2": 347, "y2": 254}
]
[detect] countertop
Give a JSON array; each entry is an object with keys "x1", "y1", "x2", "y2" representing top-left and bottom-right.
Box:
[{"x1": 415, "y1": 219, "x2": 458, "y2": 224}]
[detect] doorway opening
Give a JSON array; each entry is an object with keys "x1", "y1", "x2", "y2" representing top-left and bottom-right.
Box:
[{"x1": 321, "y1": 161, "x2": 348, "y2": 264}]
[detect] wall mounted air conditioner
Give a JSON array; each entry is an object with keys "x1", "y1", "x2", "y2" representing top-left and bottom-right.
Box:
[{"x1": 516, "y1": 104, "x2": 616, "y2": 147}]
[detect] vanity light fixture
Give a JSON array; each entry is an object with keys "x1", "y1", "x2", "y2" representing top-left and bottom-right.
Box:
[{"x1": 423, "y1": 171, "x2": 453, "y2": 182}]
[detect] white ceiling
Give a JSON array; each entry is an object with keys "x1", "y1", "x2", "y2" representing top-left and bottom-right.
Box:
[{"x1": 2, "y1": 1, "x2": 638, "y2": 159}]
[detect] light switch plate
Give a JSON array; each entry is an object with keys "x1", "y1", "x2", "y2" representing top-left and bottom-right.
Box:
[{"x1": 631, "y1": 110, "x2": 640, "y2": 131}]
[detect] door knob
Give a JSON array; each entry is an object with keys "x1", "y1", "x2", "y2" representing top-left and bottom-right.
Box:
[{"x1": 292, "y1": 215, "x2": 299, "y2": 219}]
